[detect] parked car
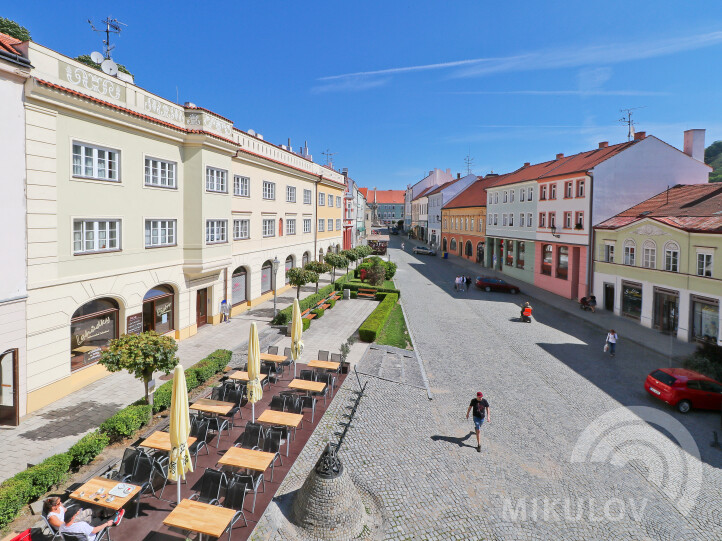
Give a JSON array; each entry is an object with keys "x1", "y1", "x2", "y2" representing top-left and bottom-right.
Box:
[
  {"x1": 413, "y1": 246, "x2": 436, "y2": 256},
  {"x1": 475, "y1": 276, "x2": 518, "y2": 294},
  {"x1": 644, "y1": 368, "x2": 722, "y2": 413}
]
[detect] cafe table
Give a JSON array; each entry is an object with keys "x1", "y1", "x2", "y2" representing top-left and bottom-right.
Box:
[
  {"x1": 260, "y1": 353, "x2": 286, "y2": 363},
  {"x1": 257, "y1": 410, "x2": 304, "y2": 456},
  {"x1": 307, "y1": 359, "x2": 340, "y2": 371},
  {"x1": 189, "y1": 398, "x2": 234, "y2": 415},
  {"x1": 228, "y1": 371, "x2": 268, "y2": 384},
  {"x1": 140, "y1": 430, "x2": 197, "y2": 452},
  {"x1": 217, "y1": 446, "x2": 275, "y2": 472},
  {"x1": 69, "y1": 476, "x2": 141, "y2": 511},
  {"x1": 164, "y1": 498, "x2": 236, "y2": 541},
  {"x1": 288, "y1": 378, "x2": 326, "y2": 393}
]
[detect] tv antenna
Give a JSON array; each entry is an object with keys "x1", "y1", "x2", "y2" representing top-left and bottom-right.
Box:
[
  {"x1": 322, "y1": 149, "x2": 336, "y2": 168},
  {"x1": 619, "y1": 106, "x2": 645, "y2": 141},
  {"x1": 88, "y1": 16, "x2": 127, "y2": 60},
  {"x1": 464, "y1": 148, "x2": 474, "y2": 175}
]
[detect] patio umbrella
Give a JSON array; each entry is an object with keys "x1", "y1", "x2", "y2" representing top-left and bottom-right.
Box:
[
  {"x1": 247, "y1": 322, "x2": 263, "y2": 423},
  {"x1": 168, "y1": 364, "x2": 193, "y2": 504},
  {"x1": 290, "y1": 298, "x2": 304, "y2": 378}
]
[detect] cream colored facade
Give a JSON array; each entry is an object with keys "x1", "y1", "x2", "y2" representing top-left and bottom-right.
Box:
[{"x1": 20, "y1": 41, "x2": 342, "y2": 415}]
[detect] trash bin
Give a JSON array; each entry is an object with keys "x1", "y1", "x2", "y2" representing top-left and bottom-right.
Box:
[{"x1": 443, "y1": 252, "x2": 448, "y2": 259}]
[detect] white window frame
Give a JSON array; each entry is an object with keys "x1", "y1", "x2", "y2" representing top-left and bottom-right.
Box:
[
  {"x1": 527, "y1": 213, "x2": 533, "y2": 227},
  {"x1": 642, "y1": 241, "x2": 657, "y2": 269},
  {"x1": 577, "y1": 179, "x2": 585, "y2": 197},
  {"x1": 286, "y1": 218, "x2": 296, "y2": 235},
  {"x1": 144, "y1": 157, "x2": 176, "y2": 188},
  {"x1": 303, "y1": 189, "x2": 312, "y2": 205},
  {"x1": 262, "y1": 181, "x2": 276, "y2": 200},
  {"x1": 493, "y1": 214, "x2": 498, "y2": 226},
  {"x1": 72, "y1": 142, "x2": 120, "y2": 181},
  {"x1": 494, "y1": 192, "x2": 498, "y2": 204},
  {"x1": 503, "y1": 191, "x2": 508, "y2": 203},
  {"x1": 286, "y1": 185, "x2": 296, "y2": 203},
  {"x1": 510, "y1": 190, "x2": 515, "y2": 203},
  {"x1": 336, "y1": 218, "x2": 342, "y2": 230},
  {"x1": 696, "y1": 250, "x2": 713, "y2": 277},
  {"x1": 327, "y1": 218, "x2": 333, "y2": 231},
  {"x1": 328, "y1": 194, "x2": 333, "y2": 207},
  {"x1": 262, "y1": 218, "x2": 275, "y2": 237},
  {"x1": 318, "y1": 219, "x2": 325, "y2": 232},
  {"x1": 336, "y1": 196, "x2": 342, "y2": 207},
  {"x1": 234, "y1": 175, "x2": 249, "y2": 197},
  {"x1": 303, "y1": 218, "x2": 312, "y2": 233},
  {"x1": 604, "y1": 242, "x2": 615, "y2": 263},
  {"x1": 550, "y1": 184, "x2": 557, "y2": 200},
  {"x1": 520, "y1": 213, "x2": 525, "y2": 227},
  {"x1": 502, "y1": 214, "x2": 508, "y2": 226},
  {"x1": 205, "y1": 167, "x2": 227, "y2": 193},
  {"x1": 144, "y1": 219, "x2": 176, "y2": 247},
  {"x1": 73, "y1": 219, "x2": 121, "y2": 254},
  {"x1": 319, "y1": 192, "x2": 325, "y2": 206},
  {"x1": 623, "y1": 240, "x2": 636, "y2": 266},
  {"x1": 664, "y1": 241, "x2": 679, "y2": 272},
  {"x1": 520, "y1": 189, "x2": 525, "y2": 202},
  {"x1": 528, "y1": 187, "x2": 533, "y2": 201},
  {"x1": 205, "y1": 220, "x2": 227, "y2": 244},
  {"x1": 233, "y1": 219, "x2": 250, "y2": 240},
  {"x1": 509, "y1": 213, "x2": 514, "y2": 227}
]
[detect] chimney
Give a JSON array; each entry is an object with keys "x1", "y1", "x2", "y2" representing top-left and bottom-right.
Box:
[
  {"x1": 184, "y1": 101, "x2": 196, "y2": 108},
  {"x1": 598, "y1": 141, "x2": 608, "y2": 148},
  {"x1": 633, "y1": 131, "x2": 646, "y2": 141},
  {"x1": 429, "y1": 170, "x2": 434, "y2": 176},
  {"x1": 683, "y1": 129, "x2": 705, "y2": 161},
  {"x1": 446, "y1": 168, "x2": 451, "y2": 175},
  {"x1": 556, "y1": 153, "x2": 564, "y2": 160},
  {"x1": 457, "y1": 173, "x2": 461, "y2": 179},
  {"x1": 524, "y1": 162, "x2": 530, "y2": 167}
]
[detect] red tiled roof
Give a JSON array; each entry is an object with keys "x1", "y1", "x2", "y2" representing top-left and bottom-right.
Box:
[
  {"x1": 0, "y1": 32, "x2": 23, "y2": 56},
  {"x1": 35, "y1": 79, "x2": 344, "y2": 186},
  {"x1": 595, "y1": 184, "x2": 722, "y2": 233},
  {"x1": 485, "y1": 141, "x2": 637, "y2": 188},
  {"x1": 363, "y1": 189, "x2": 405, "y2": 204},
  {"x1": 359, "y1": 187, "x2": 369, "y2": 198},
  {"x1": 443, "y1": 177, "x2": 498, "y2": 209}
]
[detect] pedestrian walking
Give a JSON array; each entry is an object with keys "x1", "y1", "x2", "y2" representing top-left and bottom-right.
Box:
[
  {"x1": 605, "y1": 329, "x2": 618, "y2": 356},
  {"x1": 466, "y1": 391, "x2": 490, "y2": 452},
  {"x1": 401, "y1": 242, "x2": 405, "y2": 251},
  {"x1": 466, "y1": 275, "x2": 472, "y2": 292},
  {"x1": 220, "y1": 299, "x2": 230, "y2": 323},
  {"x1": 454, "y1": 276, "x2": 459, "y2": 291},
  {"x1": 458, "y1": 275, "x2": 465, "y2": 292}
]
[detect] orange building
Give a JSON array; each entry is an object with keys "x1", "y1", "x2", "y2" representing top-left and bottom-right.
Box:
[{"x1": 441, "y1": 178, "x2": 493, "y2": 263}]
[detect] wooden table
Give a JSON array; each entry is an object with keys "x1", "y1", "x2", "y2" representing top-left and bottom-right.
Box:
[
  {"x1": 228, "y1": 371, "x2": 267, "y2": 383},
  {"x1": 257, "y1": 410, "x2": 304, "y2": 456},
  {"x1": 190, "y1": 398, "x2": 234, "y2": 415},
  {"x1": 140, "y1": 431, "x2": 197, "y2": 452},
  {"x1": 69, "y1": 477, "x2": 141, "y2": 511},
  {"x1": 164, "y1": 498, "x2": 236, "y2": 541},
  {"x1": 308, "y1": 360, "x2": 340, "y2": 371},
  {"x1": 260, "y1": 353, "x2": 287, "y2": 363},
  {"x1": 289, "y1": 378, "x2": 326, "y2": 393},
  {"x1": 217, "y1": 447, "x2": 276, "y2": 472}
]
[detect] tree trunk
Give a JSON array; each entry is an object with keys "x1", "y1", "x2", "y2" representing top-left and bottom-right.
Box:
[
  {"x1": 332, "y1": 267, "x2": 336, "y2": 281},
  {"x1": 315, "y1": 280, "x2": 319, "y2": 294},
  {"x1": 297, "y1": 286, "x2": 301, "y2": 299},
  {"x1": 143, "y1": 369, "x2": 154, "y2": 406}
]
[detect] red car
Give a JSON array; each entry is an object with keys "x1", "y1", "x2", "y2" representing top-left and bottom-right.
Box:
[
  {"x1": 644, "y1": 368, "x2": 722, "y2": 413},
  {"x1": 475, "y1": 276, "x2": 519, "y2": 294}
]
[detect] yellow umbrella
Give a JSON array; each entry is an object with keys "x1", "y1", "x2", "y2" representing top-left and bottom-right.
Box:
[
  {"x1": 290, "y1": 299, "x2": 304, "y2": 378},
  {"x1": 247, "y1": 322, "x2": 263, "y2": 422},
  {"x1": 168, "y1": 364, "x2": 193, "y2": 504}
]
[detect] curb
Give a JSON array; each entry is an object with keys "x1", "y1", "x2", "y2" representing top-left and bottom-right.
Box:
[{"x1": 399, "y1": 297, "x2": 434, "y2": 400}]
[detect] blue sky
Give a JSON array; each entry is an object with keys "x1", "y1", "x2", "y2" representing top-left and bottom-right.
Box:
[{"x1": 7, "y1": 1, "x2": 722, "y2": 189}]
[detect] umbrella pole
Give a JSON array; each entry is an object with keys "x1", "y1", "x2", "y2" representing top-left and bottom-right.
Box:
[
  {"x1": 252, "y1": 402, "x2": 255, "y2": 423},
  {"x1": 177, "y1": 475, "x2": 181, "y2": 505}
]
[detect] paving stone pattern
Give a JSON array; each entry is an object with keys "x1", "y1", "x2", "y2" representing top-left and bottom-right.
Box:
[{"x1": 355, "y1": 344, "x2": 427, "y2": 389}]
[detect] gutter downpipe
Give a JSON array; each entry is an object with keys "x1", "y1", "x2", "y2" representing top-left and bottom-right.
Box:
[
  {"x1": 586, "y1": 171, "x2": 594, "y2": 297},
  {"x1": 314, "y1": 175, "x2": 321, "y2": 260}
]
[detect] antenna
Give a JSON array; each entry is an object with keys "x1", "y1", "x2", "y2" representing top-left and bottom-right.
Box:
[
  {"x1": 322, "y1": 149, "x2": 336, "y2": 168},
  {"x1": 618, "y1": 106, "x2": 646, "y2": 141},
  {"x1": 464, "y1": 147, "x2": 474, "y2": 176},
  {"x1": 88, "y1": 16, "x2": 127, "y2": 59}
]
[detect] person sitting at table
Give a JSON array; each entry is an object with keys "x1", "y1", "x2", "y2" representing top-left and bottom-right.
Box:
[
  {"x1": 43, "y1": 497, "x2": 95, "y2": 531},
  {"x1": 60, "y1": 506, "x2": 117, "y2": 540}
]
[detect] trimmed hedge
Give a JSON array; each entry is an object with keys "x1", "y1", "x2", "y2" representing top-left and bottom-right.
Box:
[
  {"x1": 335, "y1": 281, "x2": 401, "y2": 298},
  {"x1": 328, "y1": 298, "x2": 337, "y2": 309},
  {"x1": 311, "y1": 308, "x2": 325, "y2": 319},
  {"x1": 272, "y1": 284, "x2": 335, "y2": 325},
  {"x1": 99, "y1": 404, "x2": 152, "y2": 442},
  {"x1": 351, "y1": 291, "x2": 358, "y2": 299},
  {"x1": 358, "y1": 293, "x2": 399, "y2": 342},
  {"x1": 68, "y1": 431, "x2": 110, "y2": 469},
  {"x1": 302, "y1": 318, "x2": 311, "y2": 331}
]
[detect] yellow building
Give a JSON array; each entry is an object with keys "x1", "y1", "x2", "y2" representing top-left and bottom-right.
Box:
[
  {"x1": 441, "y1": 178, "x2": 490, "y2": 262},
  {"x1": 12, "y1": 35, "x2": 343, "y2": 416}
]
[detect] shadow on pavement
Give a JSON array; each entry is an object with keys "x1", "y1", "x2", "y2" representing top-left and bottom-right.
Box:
[
  {"x1": 430, "y1": 432, "x2": 476, "y2": 449},
  {"x1": 20, "y1": 401, "x2": 125, "y2": 440}
]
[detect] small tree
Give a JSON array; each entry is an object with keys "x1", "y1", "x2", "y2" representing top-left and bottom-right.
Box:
[
  {"x1": 324, "y1": 252, "x2": 348, "y2": 283},
  {"x1": 305, "y1": 261, "x2": 331, "y2": 293},
  {"x1": 396, "y1": 220, "x2": 404, "y2": 230},
  {"x1": 366, "y1": 259, "x2": 387, "y2": 286},
  {"x1": 0, "y1": 18, "x2": 31, "y2": 41},
  {"x1": 99, "y1": 331, "x2": 178, "y2": 406},
  {"x1": 340, "y1": 250, "x2": 357, "y2": 280},
  {"x1": 287, "y1": 267, "x2": 319, "y2": 299},
  {"x1": 355, "y1": 245, "x2": 372, "y2": 264}
]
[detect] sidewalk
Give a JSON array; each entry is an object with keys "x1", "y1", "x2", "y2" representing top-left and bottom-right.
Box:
[
  {"x1": 0, "y1": 274, "x2": 363, "y2": 483},
  {"x1": 400, "y1": 236, "x2": 697, "y2": 360}
]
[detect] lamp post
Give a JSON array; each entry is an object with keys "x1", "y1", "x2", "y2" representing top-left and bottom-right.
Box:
[
  {"x1": 272, "y1": 256, "x2": 280, "y2": 317},
  {"x1": 550, "y1": 225, "x2": 561, "y2": 239}
]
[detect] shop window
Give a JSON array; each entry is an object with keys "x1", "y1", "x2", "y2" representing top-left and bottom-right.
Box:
[
  {"x1": 557, "y1": 246, "x2": 569, "y2": 280},
  {"x1": 516, "y1": 241, "x2": 525, "y2": 269},
  {"x1": 70, "y1": 298, "x2": 119, "y2": 372},
  {"x1": 285, "y1": 256, "x2": 294, "y2": 284},
  {"x1": 505, "y1": 240, "x2": 514, "y2": 266},
  {"x1": 231, "y1": 267, "x2": 248, "y2": 306},
  {"x1": 621, "y1": 282, "x2": 643, "y2": 320},
  {"x1": 541, "y1": 245, "x2": 553, "y2": 275},
  {"x1": 143, "y1": 285, "x2": 174, "y2": 335},
  {"x1": 261, "y1": 261, "x2": 273, "y2": 293},
  {"x1": 302, "y1": 252, "x2": 310, "y2": 267},
  {"x1": 692, "y1": 297, "x2": 719, "y2": 343},
  {"x1": 450, "y1": 238, "x2": 457, "y2": 252},
  {"x1": 465, "y1": 241, "x2": 473, "y2": 257}
]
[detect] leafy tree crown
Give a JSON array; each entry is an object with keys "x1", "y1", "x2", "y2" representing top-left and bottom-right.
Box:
[
  {"x1": 0, "y1": 18, "x2": 31, "y2": 41},
  {"x1": 99, "y1": 331, "x2": 178, "y2": 382},
  {"x1": 287, "y1": 267, "x2": 318, "y2": 288},
  {"x1": 305, "y1": 261, "x2": 331, "y2": 274}
]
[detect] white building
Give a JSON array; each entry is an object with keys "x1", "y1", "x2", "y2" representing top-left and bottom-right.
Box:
[{"x1": 427, "y1": 174, "x2": 477, "y2": 248}]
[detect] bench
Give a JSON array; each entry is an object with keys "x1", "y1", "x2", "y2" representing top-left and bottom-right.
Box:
[
  {"x1": 301, "y1": 308, "x2": 317, "y2": 320},
  {"x1": 320, "y1": 304, "x2": 331, "y2": 309},
  {"x1": 357, "y1": 288, "x2": 376, "y2": 298}
]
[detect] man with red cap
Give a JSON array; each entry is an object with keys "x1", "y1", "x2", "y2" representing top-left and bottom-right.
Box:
[{"x1": 466, "y1": 391, "x2": 490, "y2": 452}]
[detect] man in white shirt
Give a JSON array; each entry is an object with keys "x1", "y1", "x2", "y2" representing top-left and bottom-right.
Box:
[{"x1": 60, "y1": 507, "x2": 114, "y2": 540}]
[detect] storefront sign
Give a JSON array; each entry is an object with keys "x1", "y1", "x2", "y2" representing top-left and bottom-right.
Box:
[
  {"x1": 74, "y1": 316, "x2": 112, "y2": 347},
  {"x1": 86, "y1": 347, "x2": 102, "y2": 364},
  {"x1": 126, "y1": 313, "x2": 143, "y2": 335}
]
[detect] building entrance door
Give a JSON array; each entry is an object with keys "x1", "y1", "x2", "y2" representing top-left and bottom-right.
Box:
[
  {"x1": 196, "y1": 289, "x2": 208, "y2": 328},
  {"x1": 0, "y1": 349, "x2": 19, "y2": 426},
  {"x1": 653, "y1": 289, "x2": 679, "y2": 334},
  {"x1": 604, "y1": 283, "x2": 615, "y2": 311}
]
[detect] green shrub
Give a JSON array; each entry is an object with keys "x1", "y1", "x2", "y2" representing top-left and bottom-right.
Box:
[
  {"x1": 99, "y1": 404, "x2": 151, "y2": 442},
  {"x1": 272, "y1": 284, "x2": 334, "y2": 324},
  {"x1": 358, "y1": 294, "x2": 398, "y2": 342},
  {"x1": 683, "y1": 343, "x2": 722, "y2": 381},
  {"x1": 15, "y1": 453, "x2": 73, "y2": 501},
  {"x1": 311, "y1": 308, "x2": 325, "y2": 319},
  {"x1": 328, "y1": 298, "x2": 337, "y2": 309},
  {"x1": 68, "y1": 431, "x2": 110, "y2": 468},
  {"x1": 0, "y1": 478, "x2": 33, "y2": 530},
  {"x1": 384, "y1": 261, "x2": 397, "y2": 279},
  {"x1": 333, "y1": 281, "x2": 401, "y2": 298},
  {"x1": 351, "y1": 291, "x2": 358, "y2": 299},
  {"x1": 192, "y1": 359, "x2": 215, "y2": 383},
  {"x1": 184, "y1": 369, "x2": 199, "y2": 391},
  {"x1": 302, "y1": 318, "x2": 311, "y2": 331},
  {"x1": 152, "y1": 381, "x2": 173, "y2": 413}
]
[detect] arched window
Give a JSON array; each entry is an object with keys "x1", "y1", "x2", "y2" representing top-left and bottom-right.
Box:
[
  {"x1": 302, "y1": 251, "x2": 310, "y2": 267},
  {"x1": 642, "y1": 240, "x2": 656, "y2": 269},
  {"x1": 541, "y1": 244, "x2": 553, "y2": 275},
  {"x1": 623, "y1": 239, "x2": 636, "y2": 266},
  {"x1": 285, "y1": 255, "x2": 294, "y2": 284},
  {"x1": 231, "y1": 267, "x2": 248, "y2": 305},
  {"x1": 465, "y1": 241, "x2": 473, "y2": 257},
  {"x1": 664, "y1": 241, "x2": 679, "y2": 272},
  {"x1": 261, "y1": 260, "x2": 273, "y2": 293},
  {"x1": 70, "y1": 298, "x2": 119, "y2": 372},
  {"x1": 143, "y1": 284, "x2": 174, "y2": 334},
  {"x1": 450, "y1": 238, "x2": 457, "y2": 251},
  {"x1": 442, "y1": 237, "x2": 448, "y2": 252}
]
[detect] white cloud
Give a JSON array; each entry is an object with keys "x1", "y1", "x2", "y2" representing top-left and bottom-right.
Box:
[{"x1": 311, "y1": 77, "x2": 390, "y2": 94}]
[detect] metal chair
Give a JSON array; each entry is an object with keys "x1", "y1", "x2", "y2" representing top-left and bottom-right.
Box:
[
  {"x1": 220, "y1": 388, "x2": 244, "y2": 428},
  {"x1": 269, "y1": 395, "x2": 286, "y2": 412},
  {"x1": 40, "y1": 514, "x2": 63, "y2": 541},
  {"x1": 204, "y1": 414, "x2": 231, "y2": 448},
  {"x1": 284, "y1": 397, "x2": 305, "y2": 436},
  {"x1": 210, "y1": 385, "x2": 225, "y2": 401},
  {"x1": 260, "y1": 362, "x2": 281, "y2": 385},
  {"x1": 282, "y1": 347, "x2": 293, "y2": 374},
  {"x1": 235, "y1": 422, "x2": 263, "y2": 450},
  {"x1": 298, "y1": 394, "x2": 317, "y2": 423},
  {"x1": 188, "y1": 417, "x2": 210, "y2": 466},
  {"x1": 189, "y1": 468, "x2": 227, "y2": 506},
  {"x1": 233, "y1": 472, "x2": 264, "y2": 513},
  {"x1": 129, "y1": 451, "x2": 159, "y2": 518},
  {"x1": 313, "y1": 374, "x2": 332, "y2": 405},
  {"x1": 261, "y1": 428, "x2": 284, "y2": 481},
  {"x1": 223, "y1": 480, "x2": 249, "y2": 538},
  {"x1": 267, "y1": 345, "x2": 278, "y2": 355},
  {"x1": 106, "y1": 447, "x2": 141, "y2": 482},
  {"x1": 317, "y1": 350, "x2": 329, "y2": 361},
  {"x1": 299, "y1": 369, "x2": 315, "y2": 381},
  {"x1": 59, "y1": 529, "x2": 111, "y2": 541}
]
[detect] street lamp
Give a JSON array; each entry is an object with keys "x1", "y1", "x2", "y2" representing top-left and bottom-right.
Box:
[
  {"x1": 272, "y1": 256, "x2": 280, "y2": 317},
  {"x1": 550, "y1": 225, "x2": 561, "y2": 239}
]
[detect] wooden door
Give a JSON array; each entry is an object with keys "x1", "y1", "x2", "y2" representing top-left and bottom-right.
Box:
[{"x1": 196, "y1": 289, "x2": 208, "y2": 328}]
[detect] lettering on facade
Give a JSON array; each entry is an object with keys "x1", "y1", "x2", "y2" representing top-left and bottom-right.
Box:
[
  {"x1": 60, "y1": 63, "x2": 124, "y2": 100},
  {"x1": 155, "y1": 302, "x2": 172, "y2": 317},
  {"x1": 144, "y1": 97, "x2": 185, "y2": 124},
  {"x1": 74, "y1": 316, "x2": 112, "y2": 346}
]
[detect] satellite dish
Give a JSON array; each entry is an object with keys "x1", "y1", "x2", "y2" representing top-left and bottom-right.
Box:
[
  {"x1": 101, "y1": 59, "x2": 118, "y2": 76},
  {"x1": 90, "y1": 51, "x2": 104, "y2": 64}
]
